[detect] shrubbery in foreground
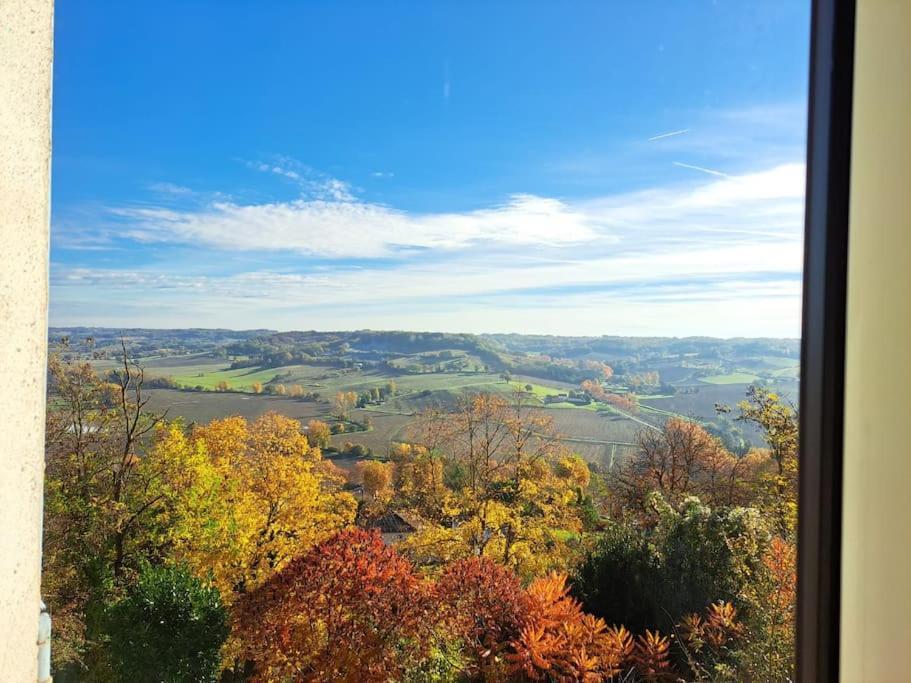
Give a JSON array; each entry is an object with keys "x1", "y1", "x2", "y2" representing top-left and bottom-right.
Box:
[
  {"x1": 234, "y1": 528, "x2": 749, "y2": 682},
  {"x1": 107, "y1": 564, "x2": 228, "y2": 683}
]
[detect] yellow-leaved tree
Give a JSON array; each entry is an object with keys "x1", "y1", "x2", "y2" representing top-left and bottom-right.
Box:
[
  {"x1": 719, "y1": 386, "x2": 799, "y2": 537},
  {"x1": 161, "y1": 413, "x2": 357, "y2": 600},
  {"x1": 396, "y1": 392, "x2": 592, "y2": 578}
]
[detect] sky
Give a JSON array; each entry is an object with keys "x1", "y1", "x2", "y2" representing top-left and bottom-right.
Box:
[{"x1": 51, "y1": 1, "x2": 811, "y2": 338}]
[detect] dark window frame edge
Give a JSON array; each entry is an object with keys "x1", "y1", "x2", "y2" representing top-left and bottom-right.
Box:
[{"x1": 798, "y1": 0, "x2": 856, "y2": 681}]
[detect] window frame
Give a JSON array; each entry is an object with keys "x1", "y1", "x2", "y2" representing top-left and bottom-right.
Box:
[{"x1": 798, "y1": 0, "x2": 856, "y2": 680}]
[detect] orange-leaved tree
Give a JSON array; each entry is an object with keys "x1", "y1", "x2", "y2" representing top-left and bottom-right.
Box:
[
  {"x1": 737, "y1": 536, "x2": 797, "y2": 680},
  {"x1": 234, "y1": 528, "x2": 432, "y2": 682},
  {"x1": 722, "y1": 386, "x2": 799, "y2": 536},
  {"x1": 508, "y1": 572, "x2": 635, "y2": 680},
  {"x1": 612, "y1": 417, "x2": 746, "y2": 512}
]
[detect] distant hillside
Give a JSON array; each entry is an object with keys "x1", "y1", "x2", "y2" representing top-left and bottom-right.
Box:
[{"x1": 48, "y1": 327, "x2": 273, "y2": 357}]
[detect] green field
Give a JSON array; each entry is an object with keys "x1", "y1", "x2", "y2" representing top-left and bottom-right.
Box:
[
  {"x1": 172, "y1": 362, "x2": 511, "y2": 398},
  {"x1": 172, "y1": 365, "x2": 285, "y2": 390},
  {"x1": 758, "y1": 356, "x2": 800, "y2": 369},
  {"x1": 91, "y1": 354, "x2": 227, "y2": 378},
  {"x1": 769, "y1": 365, "x2": 800, "y2": 379},
  {"x1": 699, "y1": 372, "x2": 761, "y2": 385}
]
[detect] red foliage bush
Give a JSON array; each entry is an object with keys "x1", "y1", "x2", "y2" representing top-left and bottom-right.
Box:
[
  {"x1": 435, "y1": 557, "x2": 532, "y2": 675},
  {"x1": 235, "y1": 529, "x2": 743, "y2": 682},
  {"x1": 234, "y1": 528, "x2": 431, "y2": 682}
]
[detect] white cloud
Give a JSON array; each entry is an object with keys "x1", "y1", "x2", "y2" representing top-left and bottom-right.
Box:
[
  {"x1": 147, "y1": 181, "x2": 194, "y2": 196},
  {"x1": 244, "y1": 157, "x2": 356, "y2": 200},
  {"x1": 50, "y1": 266, "x2": 803, "y2": 338},
  {"x1": 108, "y1": 192, "x2": 600, "y2": 258},
  {"x1": 101, "y1": 163, "x2": 804, "y2": 260},
  {"x1": 52, "y1": 162, "x2": 806, "y2": 336}
]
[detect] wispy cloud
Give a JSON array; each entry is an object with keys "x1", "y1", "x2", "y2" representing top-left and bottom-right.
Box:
[
  {"x1": 672, "y1": 161, "x2": 729, "y2": 177},
  {"x1": 640, "y1": 102, "x2": 806, "y2": 166},
  {"x1": 104, "y1": 192, "x2": 599, "y2": 258},
  {"x1": 51, "y1": 161, "x2": 806, "y2": 336},
  {"x1": 147, "y1": 181, "x2": 195, "y2": 196},
  {"x1": 245, "y1": 156, "x2": 356, "y2": 200},
  {"x1": 648, "y1": 129, "x2": 689, "y2": 142}
]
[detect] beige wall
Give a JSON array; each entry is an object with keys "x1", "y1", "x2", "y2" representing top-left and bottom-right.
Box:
[
  {"x1": 0, "y1": 0, "x2": 54, "y2": 679},
  {"x1": 840, "y1": 0, "x2": 911, "y2": 680}
]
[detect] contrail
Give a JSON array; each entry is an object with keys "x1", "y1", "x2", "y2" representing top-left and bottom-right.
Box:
[
  {"x1": 647, "y1": 128, "x2": 689, "y2": 141},
  {"x1": 673, "y1": 161, "x2": 729, "y2": 177}
]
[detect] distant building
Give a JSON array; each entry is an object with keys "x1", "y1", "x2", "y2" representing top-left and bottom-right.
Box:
[{"x1": 364, "y1": 510, "x2": 427, "y2": 545}]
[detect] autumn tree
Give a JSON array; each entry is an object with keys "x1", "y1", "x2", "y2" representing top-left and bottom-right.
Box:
[
  {"x1": 234, "y1": 529, "x2": 432, "y2": 681},
  {"x1": 333, "y1": 390, "x2": 358, "y2": 420},
  {"x1": 360, "y1": 460, "x2": 393, "y2": 501},
  {"x1": 289, "y1": 383, "x2": 304, "y2": 398},
  {"x1": 719, "y1": 386, "x2": 799, "y2": 536},
  {"x1": 612, "y1": 418, "x2": 744, "y2": 511},
  {"x1": 305, "y1": 418, "x2": 332, "y2": 449},
  {"x1": 627, "y1": 371, "x2": 661, "y2": 392},
  {"x1": 43, "y1": 346, "x2": 171, "y2": 672},
  {"x1": 216, "y1": 380, "x2": 229, "y2": 392},
  {"x1": 434, "y1": 557, "x2": 531, "y2": 678},
  {"x1": 406, "y1": 392, "x2": 592, "y2": 577},
  {"x1": 234, "y1": 528, "x2": 697, "y2": 681},
  {"x1": 581, "y1": 378, "x2": 608, "y2": 401},
  {"x1": 166, "y1": 413, "x2": 357, "y2": 599},
  {"x1": 605, "y1": 392, "x2": 639, "y2": 413},
  {"x1": 388, "y1": 442, "x2": 447, "y2": 520},
  {"x1": 251, "y1": 382, "x2": 263, "y2": 394},
  {"x1": 737, "y1": 537, "x2": 796, "y2": 680},
  {"x1": 508, "y1": 572, "x2": 635, "y2": 680},
  {"x1": 582, "y1": 359, "x2": 614, "y2": 382}
]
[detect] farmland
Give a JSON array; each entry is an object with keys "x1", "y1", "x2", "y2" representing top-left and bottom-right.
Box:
[
  {"x1": 137, "y1": 369, "x2": 647, "y2": 470},
  {"x1": 141, "y1": 389, "x2": 328, "y2": 425},
  {"x1": 59, "y1": 327, "x2": 800, "y2": 470}
]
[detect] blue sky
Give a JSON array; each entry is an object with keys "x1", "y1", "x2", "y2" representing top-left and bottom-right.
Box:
[{"x1": 51, "y1": 1, "x2": 810, "y2": 337}]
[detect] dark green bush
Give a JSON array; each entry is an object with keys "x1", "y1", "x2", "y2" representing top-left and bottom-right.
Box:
[
  {"x1": 107, "y1": 564, "x2": 228, "y2": 682},
  {"x1": 573, "y1": 494, "x2": 769, "y2": 633}
]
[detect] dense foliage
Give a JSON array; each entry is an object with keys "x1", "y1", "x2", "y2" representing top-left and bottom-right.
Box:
[
  {"x1": 43, "y1": 346, "x2": 797, "y2": 681},
  {"x1": 106, "y1": 563, "x2": 228, "y2": 683}
]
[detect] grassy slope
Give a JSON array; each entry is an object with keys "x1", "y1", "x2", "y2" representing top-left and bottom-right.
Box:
[{"x1": 699, "y1": 372, "x2": 760, "y2": 385}]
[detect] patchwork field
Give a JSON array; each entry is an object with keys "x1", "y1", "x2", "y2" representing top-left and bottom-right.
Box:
[
  {"x1": 142, "y1": 389, "x2": 329, "y2": 424},
  {"x1": 140, "y1": 372, "x2": 653, "y2": 471},
  {"x1": 80, "y1": 332, "x2": 799, "y2": 474}
]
